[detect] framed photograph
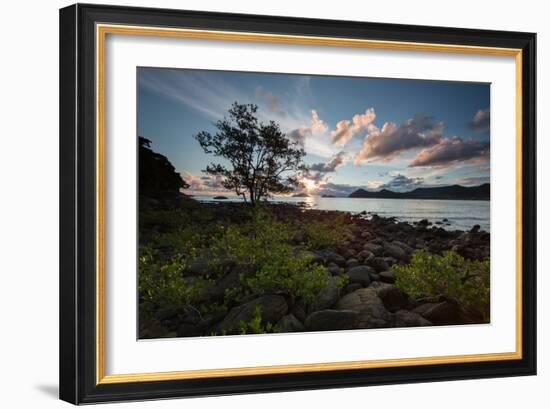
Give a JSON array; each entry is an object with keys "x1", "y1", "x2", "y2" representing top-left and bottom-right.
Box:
[{"x1": 59, "y1": 3, "x2": 536, "y2": 404}]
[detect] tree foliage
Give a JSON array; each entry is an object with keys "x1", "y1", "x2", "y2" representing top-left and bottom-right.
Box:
[
  {"x1": 393, "y1": 250, "x2": 490, "y2": 318},
  {"x1": 139, "y1": 137, "x2": 188, "y2": 197},
  {"x1": 194, "y1": 103, "x2": 306, "y2": 205}
]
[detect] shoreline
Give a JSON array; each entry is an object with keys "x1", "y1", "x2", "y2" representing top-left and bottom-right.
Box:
[
  {"x1": 185, "y1": 196, "x2": 489, "y2": 233},
  {"x1": 139, "y1": 197, "x2": 490, "y2": 339}
]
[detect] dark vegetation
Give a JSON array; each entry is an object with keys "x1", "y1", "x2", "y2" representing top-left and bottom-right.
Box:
[{"x1": 139, "y1": 137, "x2": 188, "y2": 197}]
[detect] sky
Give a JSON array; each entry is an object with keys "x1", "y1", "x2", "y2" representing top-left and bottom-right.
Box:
[{"x1": 138, "y1": 67, "x2": 490, "y2": 197}]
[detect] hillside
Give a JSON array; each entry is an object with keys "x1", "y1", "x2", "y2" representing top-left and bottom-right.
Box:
[{"x1": 348, "y1": 183, "x2": 490, "y2": 200}]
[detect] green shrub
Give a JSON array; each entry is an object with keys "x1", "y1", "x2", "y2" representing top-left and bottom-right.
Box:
[
  {"x1": 138, "y1": 245, "x2": 211, "y2": 320},
  {"x1": 211, "y1": 209, "x2": 330, "y2": 307},
  {"x1": 393, "y1": 250, "x2": 490, "y2": 318},
  {"x1": 302, "y1": 215, "x2": 350, "y2": 249},
  {"x1": 238, "y1": 306, "x2": 274, "y2": 335}
]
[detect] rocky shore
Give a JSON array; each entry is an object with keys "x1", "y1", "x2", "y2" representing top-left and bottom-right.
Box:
[{"x1": 139, "y1": 201, "x2": 490, "y2": 339}]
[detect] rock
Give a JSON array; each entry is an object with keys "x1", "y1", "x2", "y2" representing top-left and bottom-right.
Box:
[
  {"x1": 176, "y1": 323, "x2": 202, "y2": 337},
  {"x1": 346, "y1": 265, "x2": 374, "y2": 286},
  {"x1": 340, "y1": 248, "x2": 356, "y2": 259},
  {"x1": 369, "y1": 257, "x2": 390, "y2": 272},
  {"x1": 371, "y1": 282, "x2": 408, "y2": 312},
  {"x1": 392, "y1": 310, "x2": 432, "y2": 327},
  {"x1": 311, "y1": 250, "x2": 327, "y2": 264},
  {"x1": 369, "y1": 273, "x2": 380, "y2": 282},
  {"x1": 379, "y1": 270, "x2": 396, "y2": 283},
  {"x1": 217, "y1": 295, "x2": 288, "y2": 334},
  {"x1": 276, "y1": 314, "x2": 306, "y2": 333},
  {"x1": 207, "y1": 270, "x2": 240, "y2": 301},
  {"x1": 357, "y1": 249, "x2": 374, "y2": 261},
  {"x1": 312, "y1": 277, "x2": 341, "y2": 311},
  {"x1": 336, "y1": 288, "x2": 392, "y2": 328},
  {"x1": 417, "y1": 219, "x2": 431, "y2": 227},
  {"x1": 383, "y1": 256, "x2": 398, "y2": 267},
  {"x1": 363, "y1": 243, "x2": 383, "y2": 256},
  {"x1": 327, "y1": 263, "x2": 341, "y2": 275},
  {"x1": 326, "y1": 251, "x2": 347, "y2": 267},
  {"x1": 305, "y1": 310, "x2": 358, "y2": 331},
  {"x1": 412, "y1": 301, "x2": 460, "y2": 325},
  {"x1": 470, "y1": 224, "x2": 481, "y2": 233},
  {"x1": 292, "y1": 300, "x2": 307, "y2": 322},
  {"x1": 392, "y1": 240, "x2": 414, "y2": 254},
  {"x1": 346, "y1": 258, "x2": 360, "y2": 268},
  {"x1": 343, "y1": 283, "x2": 363, "y2": 294}
]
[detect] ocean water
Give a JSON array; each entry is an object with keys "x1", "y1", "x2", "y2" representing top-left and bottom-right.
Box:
[{"x1": 193, "y1": 195, "x2": 490, "y2": 232}]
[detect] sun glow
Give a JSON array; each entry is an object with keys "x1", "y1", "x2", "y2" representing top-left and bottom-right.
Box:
[{"x1": 302, "y1": 178, "x2": 317, "y2": 193}]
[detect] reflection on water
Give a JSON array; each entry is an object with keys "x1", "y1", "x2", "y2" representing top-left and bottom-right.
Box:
[{"x1": 193, "y1": 195, "x2": 490, "y2": 232}]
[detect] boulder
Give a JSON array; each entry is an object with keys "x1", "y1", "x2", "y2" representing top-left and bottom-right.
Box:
[
  {"x1": 363, "y1": 243, "x2": 384, "y2": 256},
  {"x1": 379, "y1": 270, "x2": 396, "y2": 283},
  {"x1": 325, "y1": 251, "x2": 347, "y2": 267},
  {"x1": 357, "y1": 249, "x2": 374, "y2": 261},
  {"x1": 305, "y1": 309, "x2": 358, "y2": 331},
  {"x1": 392, "y1": 310, "x2": 432, "y2": 327},
  {"x1": 327, "y1": 263, "x2": 341, "y2": 275},
  {"x1": 217, "y1": 295, "x2": 288, "y2": 334},
  {"x1": 336, "y1": 288, "x2": 392, "y2": 328},
  {"x1": 343, "y1": 283, "x2": 363, "y2": 295},
  {"x1": 346, "y1": 265, "x2": 374, "y2": 286},
  {"x1": 311, "y1": 277, "x2": 341, "y2": 311},
  {"x1": 371, "y1": 282, "x2": 408, "y2": 312},
  {"x1": 207, "y1": 270, "x2": 240, "y2": 301},
  {"x1": 392, "y1": 240, "x2": 414, "y2": 254},
  {"x1": 412, "y1": 301, "x2": 460, "y2": 325},
  {"x1": 292, "y1": 300, "x2": 307, "y2": 322},
  {"x1": 383, "y1": 241, "x2": 408, "y2": 261},
  {"x1": 470, "y1": 224, "x2": 481, "y2": 233},
  {"x1": 369, "y1": 257, "x2": 390, "y2": 272},
  {"x1": 276, "y1": 314, "x2": 306, "y2": 333},
  {"x1": 369, "y1": 272, "x2": 381, "y2": 282},
  {"x1": 346, "y1": 258, "x2": 360, "y2": 269}
]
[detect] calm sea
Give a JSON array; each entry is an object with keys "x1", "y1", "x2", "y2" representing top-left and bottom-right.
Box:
[{"x1": 193, "y1": 195, "x2": 490, "y2": 232}]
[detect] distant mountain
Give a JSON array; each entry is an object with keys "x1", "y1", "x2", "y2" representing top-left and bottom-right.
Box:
[
  {"x1": 292, "y1": 192, "x2": 311, "y2": 197},
  {"x1": 348, "y1": 183, "x2": 490, "y2": 200}
]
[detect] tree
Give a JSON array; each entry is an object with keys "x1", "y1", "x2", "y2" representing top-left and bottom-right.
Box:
[
  {"x1": 194, "y1": 103, "x2": 306, "y2": 205},
  {"x1": 139, "y1": 137, "x2": 189, "y2": 197}
]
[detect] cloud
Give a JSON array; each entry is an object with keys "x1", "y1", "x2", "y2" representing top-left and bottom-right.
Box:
[
  {"x1": 317, "y1": 182, "x2": 362, "y2": 197},
  {"x1": 354, "y1": 114, "x2": 444, "y2": 164},
  {"x1": 469, "y1": 108, "x2": 490, "y2": 132},
  {"x1": 331, "y1": 108, "x2": 376, "y2": 146},
  {"x1": 302, "y1": 151, "x2": 349, "y2": 190},
  {"x1": 310, "y1": 151, "x2": 347, "y2": 173},
  {"x1": 287, "y1": 127, "x2": 311, "y2": 146},
  {"x1": 256, "y1": 86, "x2": 285, "y2": 116},
  {"x1": 409, "y1": 137, "x2": 489, "y2": 167},
  {"x1": 310, "y1": 110, "x2": 328, "y2": 134},
  {"x1": 330, "y1": 120, "x2": 353, "y2": 146},
  {"x1": 455, "y1": 176, "x2": 491, "y2": 186},
  {"x1": 378, "y1": 174, "x2": 424, "y2": 192},
  {"x1": 181, "y1": 171, "x2": 227, "y2": 193}
]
